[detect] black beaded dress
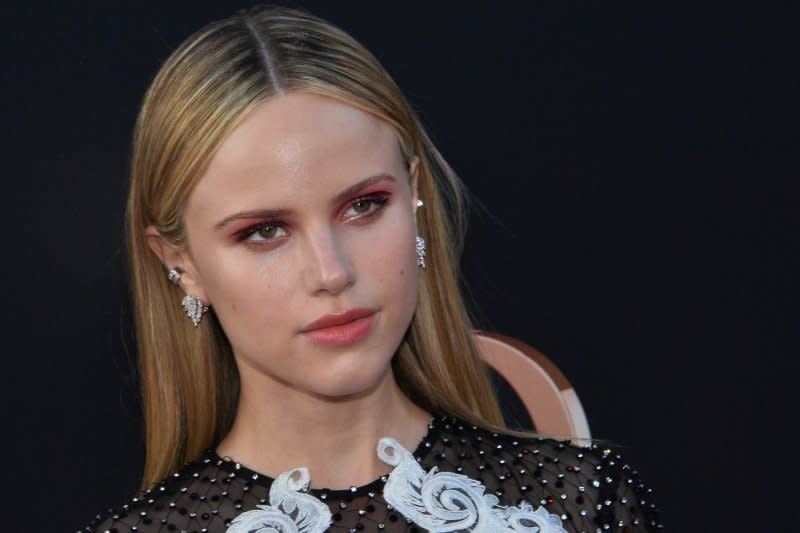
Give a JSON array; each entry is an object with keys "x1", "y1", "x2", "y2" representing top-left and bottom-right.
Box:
[{"x1": 82, "y1": 415, "x2": 662, "y2": 533}]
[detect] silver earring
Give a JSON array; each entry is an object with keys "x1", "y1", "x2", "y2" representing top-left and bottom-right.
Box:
[
  {"x1": 167, "y1": 268, "x2": 182, "y2": 285},
  {"x1": 416, "y1": 235, "x2": 426, "y2": 269},
  {"x1": 416, "y1": 199, "x2": 424, "y2": 208},
  {"x1": 181, "y1": 295, "x2": 208, "y2": 327}
]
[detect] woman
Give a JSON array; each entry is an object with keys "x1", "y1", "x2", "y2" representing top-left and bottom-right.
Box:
[{"x1": 84, "y1": 6, "x2": 661, "y2": 533}]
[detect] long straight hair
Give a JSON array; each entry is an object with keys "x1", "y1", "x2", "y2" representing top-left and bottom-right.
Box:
[{"x1": 127, "y1": 6, "x2": 504, "y2": 489}]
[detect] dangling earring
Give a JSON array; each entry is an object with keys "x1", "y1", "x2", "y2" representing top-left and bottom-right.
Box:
[
  {"x1": 415, "y1": 198, "x2": 426, "y2": 269},
  {"x1": 181, "y1": 295, "x2": 209, "y2": 327},
  {"x1": 167, "y1": 268, "x2": 208, "y2": 326},
  {"x1": 416, "y1": 235, "x2": 426, "y2": 269}
]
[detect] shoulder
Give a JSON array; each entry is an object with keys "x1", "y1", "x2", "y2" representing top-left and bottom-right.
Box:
[
  {"x1": 79, "y1": 451, "x2": 245, "y2": 533},
  {"x1": 425, "y1": 415, "x2": 663, "y2": 531},
  {"x1": 428, "y1": 415, "x2": 623, "y2": 470}
]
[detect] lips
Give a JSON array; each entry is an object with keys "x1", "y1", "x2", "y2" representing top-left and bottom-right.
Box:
[
  {"x1": 300, "y1": 308, "x2": 377, "y2": 347},
  {"x1": 301, "y1": 308, "x2": 375, "y2": 331}
]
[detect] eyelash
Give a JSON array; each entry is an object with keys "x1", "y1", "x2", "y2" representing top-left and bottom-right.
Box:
[{"x1": 235, "y1": 193, "x2": 391, "y2": 244}]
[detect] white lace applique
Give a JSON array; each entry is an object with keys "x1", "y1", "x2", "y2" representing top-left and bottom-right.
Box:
[
  {"x1": 225, "y1": 467, "x2": 332, "y2": 533},
  {"x1": 378, "y1": 437, "x2": 567, "y2": 533}
]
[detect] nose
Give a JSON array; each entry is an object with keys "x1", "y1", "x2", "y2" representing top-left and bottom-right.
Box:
[{"x1": 302, "y1": 225, "x2": 355, "y2": 296}]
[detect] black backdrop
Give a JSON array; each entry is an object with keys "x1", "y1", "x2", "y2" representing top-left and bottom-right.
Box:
[{"x1": 4, "y1": 2, "x2": 795, "y2": 532}]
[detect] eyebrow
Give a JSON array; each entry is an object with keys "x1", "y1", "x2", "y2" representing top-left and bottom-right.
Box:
[{"x1": 213, "y1": 173, "x2": 397, "y2": 231}]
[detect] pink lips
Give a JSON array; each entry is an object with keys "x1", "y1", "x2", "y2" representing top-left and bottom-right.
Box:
[{"x1": 300, "y1": 308, "x2": 376, "y2": 347}]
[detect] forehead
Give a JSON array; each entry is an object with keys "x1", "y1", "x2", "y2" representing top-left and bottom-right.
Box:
[{"x1": 187, "y1": 92, "x2": 405, "y2": 215}]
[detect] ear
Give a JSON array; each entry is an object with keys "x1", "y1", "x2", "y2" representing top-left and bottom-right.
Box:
[
  {"x1": 408, "y1": 155, "x2": 420, "y2": 215},
  {"x1": 144, "y1": 226, "x2": 209, "y2": 303}
]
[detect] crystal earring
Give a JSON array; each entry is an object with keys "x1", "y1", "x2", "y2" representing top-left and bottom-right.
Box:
[
  {"x1": 167, "y1": 267, "x2": 182, "y2": 285},
  {"x1": 181, "y1": 295, "x2": 209, "y2": 327},
  {"x1": 416, "y1": 235, "x2": 426, "y2": 269}
]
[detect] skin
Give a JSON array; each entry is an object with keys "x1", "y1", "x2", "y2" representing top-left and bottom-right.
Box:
[{"x1": 147, "y1": 92, "x2": 431, "y2": 489}]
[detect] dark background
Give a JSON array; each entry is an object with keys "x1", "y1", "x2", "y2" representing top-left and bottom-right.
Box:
[{"x1": 5, "y1": 2, "x2": 795, "y2": 532}]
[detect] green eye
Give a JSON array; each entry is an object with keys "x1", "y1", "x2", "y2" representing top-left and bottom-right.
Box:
[
  {"x1": 257, "y1": 225, "x2": 279, "y2": 239},
  {"x1": 351, "y1": 199, "x2": 372, "y2": 214}
]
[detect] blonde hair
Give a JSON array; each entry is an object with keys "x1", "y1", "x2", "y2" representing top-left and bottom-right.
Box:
[{"x1": 127, "y1": 5, "x2": 504, "y2": 490}]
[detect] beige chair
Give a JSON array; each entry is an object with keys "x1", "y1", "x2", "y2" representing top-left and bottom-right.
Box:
[{"x1": 474, "y1": 331, "x2": 591, "y2": 442}]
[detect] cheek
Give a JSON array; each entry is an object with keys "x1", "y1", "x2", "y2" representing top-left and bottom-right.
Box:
[
  {"x1": 357, "y1": 218, "x2": 419, "y2": 301},
  {"x1": 199, "y1": 250, "x2": 300, "y2": 339}
]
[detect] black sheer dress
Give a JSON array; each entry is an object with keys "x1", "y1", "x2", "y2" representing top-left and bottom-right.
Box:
[{"x1": 81, "y1": 415, "x2": 662, "y2": 533}]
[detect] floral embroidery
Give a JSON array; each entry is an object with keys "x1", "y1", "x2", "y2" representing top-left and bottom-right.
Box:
[
  {"x1": 225, "y1": 467, "x2": 332, "y2": 533},
  {"x1": 225, "y1": 437, "x2": 567, "y2": 533},
  {"x1": 378, "y1": 437, "x2": 567, "y2": 533}
]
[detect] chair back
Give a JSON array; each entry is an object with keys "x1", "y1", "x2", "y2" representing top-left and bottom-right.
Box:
[{"x1": 474, "y1": 331, "x2": 591, "y2": 442}]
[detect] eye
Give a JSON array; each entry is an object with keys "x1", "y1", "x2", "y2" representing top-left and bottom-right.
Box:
[
  {"x1": 244, "y1": 223, "x2": 287, "y2": 242},
  {"x1": 343, "y1": 195, "x2": 389, "y2": 220},
  {"x1": 353, "y1": 199, "x2": 372, "y2": 213}
]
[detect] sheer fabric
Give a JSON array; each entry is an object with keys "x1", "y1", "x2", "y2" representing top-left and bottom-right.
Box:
[{"x1": 82, "y1": 415, "x2": 662, "y2": 533}]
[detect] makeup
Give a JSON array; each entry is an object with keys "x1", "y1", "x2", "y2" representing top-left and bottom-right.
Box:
[{"x1": 300, "y1": 308, "x2": 377, "y2": 347}]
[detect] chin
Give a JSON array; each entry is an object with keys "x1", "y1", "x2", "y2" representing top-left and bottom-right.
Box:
[{"x1": 300, "y1": 353, "x2": 394, "y2": 400}]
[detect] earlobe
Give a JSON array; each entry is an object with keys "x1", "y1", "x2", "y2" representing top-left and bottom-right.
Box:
[{"x1": 144, "y1": 226, "x2": 209, "y2": 303}]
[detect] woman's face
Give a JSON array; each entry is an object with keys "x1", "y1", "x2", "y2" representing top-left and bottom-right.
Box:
[{"x1": 175, "y1": 92, "x2": 420, "y2": 399}]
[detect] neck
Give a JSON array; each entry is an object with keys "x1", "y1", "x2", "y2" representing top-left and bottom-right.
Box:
[{"x1": 216, "y1": 365, "x2": 431, "y2": 490}]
